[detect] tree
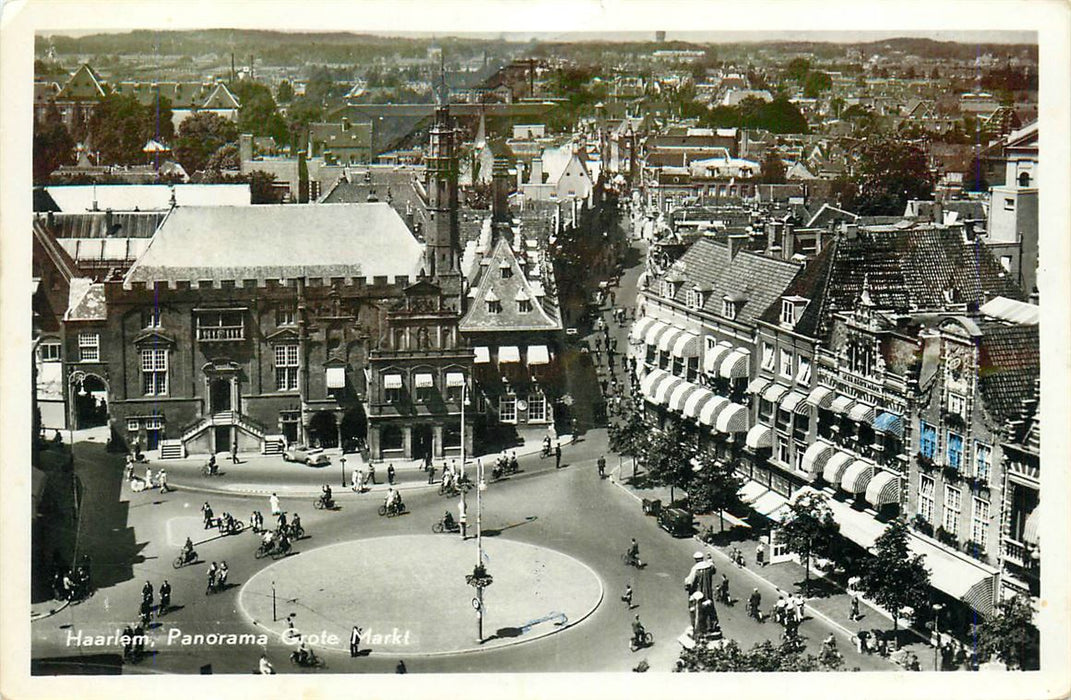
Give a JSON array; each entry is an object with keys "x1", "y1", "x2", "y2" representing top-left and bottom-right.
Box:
[
  {"x1": 688, "y1": 450, "x2": 743, "y2": 531},
  {"x1": 608, "y1": 404, "x2": 649, "y2": 466},
  {"x1": 173, "y1": 112, "x2": 239, "y2": 175},
  {"x1": 785, "y1": 58, "x2": 811, "y2": 83},
  {"x1": 971, "y1": 594, "x2": 1039, "y2": 670},
  {"x1": 852, "y1": 136, "x2": 934, "y2": 215},
  {"x1": 643, "y1": 422, "x2": 695, "y2": 504},
  {"x1": 676, "y1": 639, "x2": 847, "y2": 672},
  {"x1": 87, "y1": 92, "x2": 172, "y2": 166},
  {"x1": 285, "y1": 96, "x2": 323, "y2": 153},
  {"x1": 860, "y1": 519, "x2": 931, "y2": 632},
  {"x1": 276, "y1": 79, "x2": 295, "y2": 104},
  {"x1": 204, "y1": 142, "x2": 240, "y2": 173},
  {"x1": 231, "y1": 79, "x2": 288, "y2": 144},
  {"x1": 778, "y1": 490, "x2": 840, "y2": 592},
  {"x1": 803, "y1": 71, "x2": 832, "y2": 99},
  {"x1": 33, "y1": 101, "x2": 75, "y2": 182},
  {"x1": 759, "y1": 150, "x2": 787, "y2": 184}
]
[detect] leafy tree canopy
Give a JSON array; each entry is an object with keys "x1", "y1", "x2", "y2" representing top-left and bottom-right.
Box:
[
  {"x1": 779, "y1": 490, "x2": 840, "y2": 586},
  {"x1": 174, "y1": 111, "x2": 239, "y2": 175},
  {"x1": 852, "y1": 136, "x2": 934, "y2": 215},
  {"x1": 231, "y1": 79, "x2": 288, "y2": 144},
  {"x1": 87, "y1": 92, "x2": 174, "y2": 166},
  {"x1": 33, "y1": 101, "x2": 75, "y2": 183},
  {"x1": 971, "y1": 594, "x2": 1039, "y2": 670},
  {"x1": 860, "y1": 519, "x2": 931, "y2": 630},
  {"x1": 677, "y1": 639, "x2": 846, "y2": 672},
  {"x1": 760, "y1": 149, "x2": 787, "y2": 184}
]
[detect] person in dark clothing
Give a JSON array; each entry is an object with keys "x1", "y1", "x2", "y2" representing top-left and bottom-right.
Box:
[
  {"x1": 350, "y1": 625, "x2": 362, "y2": 657},
  {"x1": 554, "y1": 443, "x2": 562, "y2": 469},
  {"x1": 597, "y1": 455, "x2": 606, "y2": 478},
  {"x1": 159, "y1": 580, "x2": 172, "y2": 614},
  {"x1": 395, "y1": 660, "x2": 407, "y2": 674}
]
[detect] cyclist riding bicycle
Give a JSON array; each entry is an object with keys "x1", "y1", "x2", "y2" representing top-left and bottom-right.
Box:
[
  {"x1": 442, "y1": 510, "x2": 456, "y2": 530},
  {"x1": 290, "y1": 513, "x2": 301, "y2": 536},
  {"x1": 207, "y1": 454, "x2": 218, "y2": 475},
  {"x1": 181, "y1": 537, "x2": 196, "y2": 563},
  {"x1": 631, "y1": 615, "x2": 646, "y2": 646},
  {"x1": 384, "y1": 487, "x2": 402, "y2": 512},
  {"x1": 626, "y1": 538, "x2": 640, "y2": 565}
]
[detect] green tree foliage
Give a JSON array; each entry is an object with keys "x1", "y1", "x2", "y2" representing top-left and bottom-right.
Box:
[
  {"x1": 785, "y1": 58, "x2": 811, "y2": 83},
  {"x1": 285, "y1": 97, "x2": 324, "y2": 153},
  {"x1": 276, "y1": 79, "x2": 295, "y2": 104},
  {"x1": 688, "y1": 451, "x2": 743, "y2": 531},
  {"x1": 852, "y1": 136, "x2": 934, "y2": 215},
  {"x1": 778, "y1": 490, "x2": 840, "y2": 590},
  {"x1": 759, "y1": 149, "x2": 787, "y2": 184},
  {"x1": 87, "y1": 92, "x2": 173, "y2": 166},
  {"x1": 204, "y1": 142, "x2": 240, "y2": 173},
  {"x1": 860, "y1": 519, "x2": 931, "y2": 631},
  {"x1": 803, "y1": 71, "x2": 833, "y2": 99},
  {"x1": 971, "y1": 594, "x2": 1039, "y2": 670},
  {"x1": 174, "y1": 111, "x2": 239, "y2": 174},
  {"x1": 676, "y1": 639, "x2": 846, "y2": 672},
  {"x1": 702, "y1": 96, "x2": 808, "y2": 134},
  {"x1": 644, "y1": 422, "x2": 695, "y2": 504},
  {"x1": 964, "y1": 156, "x2": 990, "y2": 193},
  {"x1": 608, "y1": 404, "x2": 649, "y2": 462},
  {"x1": 33, "y1": 101, "x2": 75, "y2": 182},
  {"x1": 231, "y1": 79, "x2": 288, "y2": 144}
]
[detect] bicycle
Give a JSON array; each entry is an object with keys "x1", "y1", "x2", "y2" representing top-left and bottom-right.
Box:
[
  {"x1": 201, "y1": 463, "x2": 222, "y2": 477},
  {"x1": 377, "y1": 501, "x2": 407, "y2": 517},
  {"x1": 313, "y1": 495, "x2": 335, "y2": 510},
  {"x1": 629, "y1": 631, "x2": 654, "y2": 652},
  {"x1": 172, "y1": 551, "x2": 199, "y2": 569},
  {"x1": 621, "y1": 552, "x2": 645, "y2": 569}
]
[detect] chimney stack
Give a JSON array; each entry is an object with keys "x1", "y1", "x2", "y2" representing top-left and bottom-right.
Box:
[
  {"x1": 782, "y1": 222, "x2": 795, "y2": 260},
  {"x1": 530, "y1": 157, "x2": 543, "y2": 185},
  {"x1": 239, "y1": 133, "x2": 253, "y2": 164},
  {"x1": 516, "y1": 160, "x2": 524, "y2": 190},
  {"x1": 727, "y1": 233, "x2": 748, "y2": 260}
]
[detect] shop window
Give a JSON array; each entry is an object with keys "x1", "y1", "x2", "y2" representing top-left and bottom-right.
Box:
[
  {"x1": 527, "y1": 393, "x2": 547, "y2": 422},
  {"x1": 381, "y1": 426, "x2": 403, "y2": 451},
  {"x1": 499, "y1": 395, "x2": 517, "y2": 423}
]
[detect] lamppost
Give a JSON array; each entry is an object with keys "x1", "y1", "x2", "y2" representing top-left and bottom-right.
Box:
[
  {"x1": 932, "y1": 602, "x2": 944, "y2": 670},
  {"x1": 461, "y1": 381, "x2": 493, "y2": 642},
  {"x1": 340, "y1": 456, "x2": 346, "y2": 488}
]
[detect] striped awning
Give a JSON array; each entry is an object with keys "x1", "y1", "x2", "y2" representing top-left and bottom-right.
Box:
[
  {"x1": 822, "y1": 451, "x2": 854, "y2": 484},
  {"x1": 671, "y1": 331, "x2": 700, "y2": 358},
  {"x1": 703, "y1": 342, "x2": 734, "y2": 374},
  {"x1": 848, "y1": 402, "x2": 876, "y2": 423},
  {"x1": 527, "y1": 345, "x2": 551, "y2": 365},
  {"x1": 445, "y1": 372, "x2": 466, "y2": 387},
  {"x1": 961, "y1": 576, "x2": 998, "y2": 618},
  {"x1": 414, "y1": 373, "x2": 434, "y2": 388},
  {"x1": 653, "y1": 374, "x2": 684, "y2": 406},
  {"x1": 746, "y1": 377, "x2": 770, "y2": 395},
  {"x1": 699, "y1": 395, "x2": 730, "y2": 427},
  {"x1": 873, "y1": 411, "x2": 904, "y2": 438},
  {"x1": 473, "y1": 346, "x2": 491, "y2": 364},
  {"x1": 841, "y1": 460, "x2": 875, "y2": 494},
  {"x1": 864, "y1": 470, "x2": 901, "y2": 507},
  {"x1": 383, "y1": 373, "x2": 403, "y2": 389},
  {"x1": 683, "y1": 388, "x2": 716, "y2": 419},
  {"x1": 781, "y1": 391, "x2": 809, "y2": 413},
  {"x1": 800, "y1": 441, "x2": 835, "y2": 480},
  {"x1": 830, "y1": 395, "x2": 855, "y2": 414},
  {"x1": 807, "y1": 386, "x2": 835, "y2": 409},
  {"x1": 631, "y1": 316, "x2": 659, "y2": 343},
  {"x1": 1022, "y1": 508, "x2": 1039, "y2": 546},
  {"x1": 640, "y1": 369, "x2": 669, "y2": 400},
  {"x1": 745, "y1": 424, "x2": 773, "y2": 450},
  {"x1": 763, "y1": 383, "x2": 789, "y2": 403},
  {"x1": 326, "y1": 366, "x2": 346, "y2": 388},
  {"x1": 658, "y1": 326, "x2": 688, "y2": 353},
  {"x1": 645, "y1": 320, "x2": 673, "y2": 347},
  {"x1": 668, "y1": 381, "x2": 698, "y2": 412},
  {"x1": 719, "y1": 349, "x2": 750, "y2": 379},
  {"x1": 752, "y1": 490, "x2": 789, "y2": 520},
  {"x1": 715, "y1": 402, "x2": 748, "y2": 433},
  {"x1": 738, "y1": 480, "x2": 767, "y2": 504}
]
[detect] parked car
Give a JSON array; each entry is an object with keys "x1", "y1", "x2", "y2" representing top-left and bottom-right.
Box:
[
  {"x1": 283, "y1": 445, "x2": 331, "y2": 466},
  {"x1": 658, "y1": 507, "x2": 693, "y2": 538}
]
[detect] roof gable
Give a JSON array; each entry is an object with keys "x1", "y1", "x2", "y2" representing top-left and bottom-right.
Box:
[
  {"x1": 57, "y1": 64, "x2": 105, "y2": 101},
  {"x1": 460, "y1": 237, "x2": 561, "y2": 332}
]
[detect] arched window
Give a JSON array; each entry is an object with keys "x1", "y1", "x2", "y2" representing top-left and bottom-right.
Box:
[{"x1": 1018, "y1": 171, "x2": 1031, "y2": 187}]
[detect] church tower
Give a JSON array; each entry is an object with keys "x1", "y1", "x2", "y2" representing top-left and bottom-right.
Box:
[{"x1": 423, "y1": 60, "x2": 461, "y2": 279}]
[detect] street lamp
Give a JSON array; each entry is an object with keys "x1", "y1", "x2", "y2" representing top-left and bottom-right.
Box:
[
  {"x1": 340, "y1": 456, "x2": 347, "y2": 488},
  {"x1": 932, "y1": 602, "x2": 944, "y2": 671}
]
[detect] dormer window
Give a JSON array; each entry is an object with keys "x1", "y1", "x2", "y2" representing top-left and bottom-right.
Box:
[
  {"x1": 722, "y1": 296, "x2": 740, "y2": 320},
  {"x1": 485, "y1": 289, "x2": 502, "y2": 314},
  {"x1": 661, "y1": 280, "x2": 676, "y2": 299},
  {"x1": 780, "y1": 296, "x2": 808, "y2": 328},
  {"x1": 686, "y1": 287, "x2": 705, "y2": 310},
  {"x1": 500, "y1": 260, "x2": 513, "y2": 279},
  {"x1": 519, "y1": 298, "x2": 532, "y2": 313}
]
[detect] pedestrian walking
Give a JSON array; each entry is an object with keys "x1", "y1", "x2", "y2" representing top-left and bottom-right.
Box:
[
  {"x1": 387, "y1": 463, "x2": 396, "y2": 485},
  {"x1": 122, "y1": 624, "x2": 134, "y2": 659},
  {"x1": 621, "y1": 583, "x2": 633, "y2": 608},
  {"x1": 159, "y1": 580, "x2": 172, "y2": 614},
  {"x1": 269, "y1": 493, "x2": 281, "y2": 516},
  {"x1": 597, "y1": 455, "x2": 606, "y2": 478},
  {"x1": 849, "y1": 593, "x2": 860, "y2": 621},
  {"x1": 458, "y1": 495, "x2": 468, "y2": 540},
  {"x1": 595, "y1": 337, "x2": 602, "y2": 352},
  {"x1": 231, "y1": 439, "x2": 240, "y2": 464},
  {"x1": 157, "y1": 469, "x2": 168, "y2": 493},
  {"x1": 206, "y1": 562, "x2": 218, "y2": 594},
  {"x1": 395, "y1": 660, "x2": 407, "y2": 674},
  {"x1": 570, "y1": 418, "x2": 578, "y2": 443},
  {"x1": 201, "y1": 501, "x2": 214, "y2": 528},
  {"x1": 142, "y1": 580, "x2": 154, "y2": 605},
  {"x1": 554, "y1": 442, "x2": 562, "y2": 469},
  {"x1": 350, "y1": 625, "x2": 362, "y2": 657},
  {"x1": 139, "y1": 597, "x2": 152, "y2": 625},
  {"x1": 427, "y1": 464, "x2": 437, "y2": 485},
  {"x1": 600, "y1": 378, "x2": 609, "y2": 396},
  {"x1": 351, "y1": 467, "x2": 361, "y2": 492},
  {"x1": 793, "y1": 594, "x2": 805, "y2": 624},
  {"x1": 368, "y1": 463, "x2": 377, "y2": 485},
  {"x1": 132, "y1": 622, "x2": 145, "y2": 657},
  {"x1": 755, "y1": 541, "x2": 766, "y2": 567}
]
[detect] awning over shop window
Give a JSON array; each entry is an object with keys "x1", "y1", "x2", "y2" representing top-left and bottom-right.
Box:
[
  {"x1": 703, "y1": 342, "x2": 734, "y2": 374},
  {"x1": 658, "y1": 327, "x2": 687, "y2": 353},
  {"x1": 841, "y1": 460, "x2": 875, "y2": 494},
  {"x1": 653, "y1": 374, "x2": 684, "y2": 406},
  {"x1": 683, "y1": 387, "x2": 716, "y2": 419},
  {"x1": 383, "y1": 374, "x2": 402, "y2": 389},
  {"x1": 864, "y1": 470, "x2": 901, "y2": 507},
  {"x1": 848, "y1": 402, "x2": 876, "y2": 423},
  {"x1": 763, "y1": 383, "x2": 789, "y2": 403},
  {"x1": 873, "y1": 411, "x2": 904, "y2": 438},
  {"x1": 1022, "y1": 508, "x2": 1039, "y2": 546},
  {"x1": 671, "y1": 331, "x2": 700, "y2": 358},
  {"x1": 473, "y1": 346, "x2": 491, "y2": 364},
  {"x1": 719, "y1": 349, "x2": 750, "y2": 379},
  {"x1": 752, "y1": 490, "x2": 789, "y2": 520},
  {"x1": 498, "y1": 345, "x2": 521, "y2": 363},
  {"x1": 698, "y1": 395, "x2": 729, "y2": 426},
  {"x1": 446, "y1": 372, "x2": 466, "y2": 387},
  {"x1": 645, "y1": 320, "x2": 673, "y2": 347},
  {"x1": 414, "y1": 373, "x2": 434, "y2": 388},
  {"x1": 781, "y1": 391, "x2": 809, "y2": 414},
  {"x1": 640, "y1": 369, "x2": 668, "y2": 401},
  {"x1": 830, "y1": 395, "x2": 855, "y2": 414},
  {"x1": 631, "y1": 316, "x2": 658, "y2": 343},
  {"x1": 806, "y1": 386, "x2": 834, "y2": 409},
  {"x1": 800, "y1": 441, "x2": 835, "y2": 480},
  {"x1": 746, "y1": 377, "x2": 770, "y2": 395},
  {"x1": 668, "y1": 382, "x2": 699, "y2": 413},
  {"x1": 737, "y1": 480, "x2": 766, "y2": 504},
  {"x1": 909, "y1": 536, "x2": 999, "y2": 616},
  {"x1": 822, "y1": 451, "x2": 854, "y2": 484},
  {"x1": 715, "y1": 402, "x2": 748, "y2": 433},
  {"x1": 527, "y1": 345, "x2": 550, "y2": 365},
  {"x1": 745, "y1": 424, "x2": 773, "y2": 450},
  {"x1": 326, "y1": 367, "x2": 346, "y2": 388}
]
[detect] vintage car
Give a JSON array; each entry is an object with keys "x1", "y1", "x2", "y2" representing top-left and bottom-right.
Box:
[{"x1": 282, "y1": 445, "x2": 331, "y2": 466}]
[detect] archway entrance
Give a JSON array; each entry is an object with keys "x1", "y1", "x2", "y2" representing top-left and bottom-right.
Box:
[
  {"x1": 72, "y1": 374, "x2": 109, "y2": 429},
  {"x1": 307, "y1": 411, "x2": 338, "y2": 449},
  {"x1": 340, "y1": 406, "x2": 368, "y2": 453},
  {"x1": 209, "y1": 379, "x2": 231, "y2": 413},
  {"x1": 412, "y1": 424, "x2": 433, "y2": 463}
]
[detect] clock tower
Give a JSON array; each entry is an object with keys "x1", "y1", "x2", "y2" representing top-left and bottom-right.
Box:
[{"x1": 423, "y1": 61, "x2": 461, "y2": 280}]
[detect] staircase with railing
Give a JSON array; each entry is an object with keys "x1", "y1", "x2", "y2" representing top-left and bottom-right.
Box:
[{"x1": 179, "y1": 410, "x2": 269, "y2": 447}]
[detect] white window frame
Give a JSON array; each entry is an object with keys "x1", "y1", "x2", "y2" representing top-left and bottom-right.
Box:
[
  {"x1": 780, "y1": 299, "x2": 796, "y2": 326},
  {"x1": 527, "y1": 393, "x2": 547, "y2": 422},
  {"x1": 779, "y1": 348, "x2": 794, "y2": 379},
  {"x1": 974, "y1": 442, "x2": 992, "y2": 484},
  {"x1": 143, "y1": 307, "x2": 162, "y2": 328},
  {"x1": 795, "y1": 355, "x2": 811, "y2": 385},
  {"x1": 39, "y1": 341, "x2": 62, "y2": 362},
  {"x1": 761, "y1": 342, "x2": 775, "y2": 371},
  {"x1": 276, "y1": 306, "x2": 296, "y2": 326},
  {"x1": 942, "y1": 485, "x2": 962, "y2": 535},
  {"x1": 722, "y1": 298, "x2": 737, "y2": 320},
  {"x1": 140, "y1": 347, "x2": 168, "y2": 396},
  {"x1": 498, "y1": 395, "x2": 517, "y2": 423},
  {"x1": 919, "y1": 475, "x2": 935, "y2": 523},
  {"x1": 947, "y1": 393, "x2": 966, "y2": 416},
  {"x1": 971, "y1": 498, "x2": 990, "y2": 551},
  {"x1": 78, "y1": 332, "x2": 100, "y2": 362},
  {"x1": 518, "y1": 298, "x2": 532, "y2": 314},
  {"x1": 126, "y1": 418, "x2": 140, "y2": 432},
  {"x1": 274, "y1": 343, "x2": 300, "y2": 392}
]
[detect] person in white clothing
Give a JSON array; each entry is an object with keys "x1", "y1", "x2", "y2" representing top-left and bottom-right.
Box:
[
  {"x1": 269, "y1": 493, "x2": 281, "y2": 516},
  {"x1": 351, "y1": 467, "x2": 360, "y2": 492},
  {"x1": 258, "y1": 653, "x2": 275, "y2": 674}
]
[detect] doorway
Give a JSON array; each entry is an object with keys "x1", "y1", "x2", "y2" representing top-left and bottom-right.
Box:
[
  {"x1": 214, "y1": 426, "x2": 231, "y2": 454},
  {"x1": 210, "y1": 379, "x2": 231, "y2": 413},
  {"x1": 412, "y1": 425, "x2": 433, "y2": 462},
  {"x1": 72, "y1": 374, "x2": 109, "y2": 429},
  {"x1": 307, "y1": 411, "x2": 338, "y2": 449}
]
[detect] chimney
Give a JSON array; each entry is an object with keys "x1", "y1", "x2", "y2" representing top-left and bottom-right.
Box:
[
  {"x1": 727, "y1": 233, "x2": 748, "y2": 260},
  {"x1": 765, "y1": 221, "x2": 778, "y2": 251},
  {"x1": 844, "y1": 222, "x2": 859, "y2": 240},
  {"x1": 814, "y1": 226, "x2": 823, "y2": 255},
  {"x1": 516, "y1": 160, "x2": 525, "y2": 189},
  {"x1": 782, "y1": 221, "x2": 795, "y2": 260},
  {"x1": 105, "y1": 208, "x2": 113, "y2": 234},
  {"x1": 341, "y1": 117, "x2": 350, "y2": 132},
  {"x1": 239, "y1": 133, "x2": 253, "y2": 163},
  {"x1": 492, "y1": 157, "x2": 510, "y2": 224},
  {"x1": 931, "y1": 199, "x2": 943, "y2": 224},
  {"x1": 530, "y1": 157, "x2": 543, "y2": 185}
]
